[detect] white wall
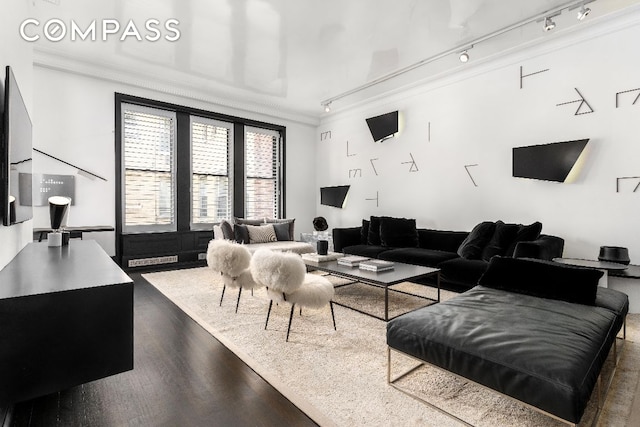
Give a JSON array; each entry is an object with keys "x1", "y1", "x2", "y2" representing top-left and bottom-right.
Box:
[
  {"x1": 317, "y1": 11, "x2": 640, "y2": 262},
  {"x1": 0, "y1": 0, "x2": 34, "y2": 269},
  {"x1": 32, "y1": 66, "x2": 317, "y2": 255}
]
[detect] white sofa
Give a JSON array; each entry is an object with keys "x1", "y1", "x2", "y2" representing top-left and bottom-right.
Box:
[{"x1": 213, "y1": 218, "x2": 315, "y2": 255}]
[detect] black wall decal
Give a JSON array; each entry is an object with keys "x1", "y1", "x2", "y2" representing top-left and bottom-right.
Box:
[
  {"x1": 349, "y1": 168, "x2": 362, "y2": 178},
  {"x1": 464, "y1": 164, "x2": 479, "y2": 187},
  {"x1": 370, "y1": 158, "x2": 379, "y2": 176},
  {"x1": 616, "y1": 176, "x2": 640, "y2": 193},
  {"x1": 556, "y1": 88, "x2": 594, "y2": 115},
  {"x1": 320, "y1": 131, "x2": 332, "y2": 141},
  {"x1": 320, "y1": 185, "x2": 350, "y2": 208},
  {"x1": 365, "y1": 191, "x2": 379, "y2": 207},
  {"x1": 615, "y1": 88, "x2": 640, "y2": 108},
  {"x1": 519, "y1": 65, "x2": 549, "y2": 89},
  {"x1": 513, "y1": 139, "x2": 589, "y2": 182},
  {"x1": 346, "y1": 140, "x2": 356, "y2": 157},
  {"x1": 401, "y1": 153, "x2": 419, "y2": 172}
]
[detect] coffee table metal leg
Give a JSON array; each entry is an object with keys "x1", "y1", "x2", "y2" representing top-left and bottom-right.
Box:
[{"x1": 385, "y1": 286, "x2": 389, "y2": 321}]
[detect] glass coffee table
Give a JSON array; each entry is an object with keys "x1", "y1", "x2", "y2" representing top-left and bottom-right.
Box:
[{"x1": 303, "y1": 259, "x2": 441, "y2": 321}]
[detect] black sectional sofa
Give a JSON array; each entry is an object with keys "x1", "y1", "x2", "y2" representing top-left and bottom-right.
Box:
[
  {"x1": 333, "y1": 216, "x2": 564, "y2": 292},
  {"x1": 387, "y1": 256, "x2": 629, "y2": 425}
]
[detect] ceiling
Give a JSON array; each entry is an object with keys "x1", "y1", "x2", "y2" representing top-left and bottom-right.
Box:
[{"x1": 29, "y1": 0, "x2": 640, "y2": 120}]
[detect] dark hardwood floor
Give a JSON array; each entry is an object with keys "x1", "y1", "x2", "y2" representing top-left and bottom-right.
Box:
[{"x1": 9, "y1": 273, "x2": 317, "y2": 427}]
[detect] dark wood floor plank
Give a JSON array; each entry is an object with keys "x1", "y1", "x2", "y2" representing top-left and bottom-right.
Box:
[{"x1": 10, "y1": 274, "x2": 317, "y2": 427}]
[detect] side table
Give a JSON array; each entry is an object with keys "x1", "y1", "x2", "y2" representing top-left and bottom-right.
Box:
[{"x1": 553, "y1": 257, "x2": 628, "y2": 287}]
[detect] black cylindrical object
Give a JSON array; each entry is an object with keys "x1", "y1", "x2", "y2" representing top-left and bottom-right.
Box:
[{"x1": 317, "y1": 240, "x2": 329, "y2": 255}]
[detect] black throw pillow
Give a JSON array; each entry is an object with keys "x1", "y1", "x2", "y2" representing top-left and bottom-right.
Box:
[
  {"x1": 457, "y1": 221, "x2": 496, "y2": 259},
  {"x1": 481, "y1": 220, "x2": 521, "y2": 261},
  {"x1": 379, "y1": 216, "x2": 419, "y2": 248},
  {"x1": 361, "y1": 219, "x2": 370, "y2": 244},
  {"x1": 220, "y1": 220, "x2": 234, "y2": 240},
  {"x1": 272, "y1": 222, "x2": 290, "y2": 241},
  {"x1": 234, "y1": 224, "x2": 250, "y2": 244},
  {"x1": 478, "y1": 256, "x2": 601, "y2": 306},
  {"x1": 367, "y1": 216, "x2": 381, "y2": 246},
  {"x1": 504, "y1": 221, "x2": 543, "y2": 257}
]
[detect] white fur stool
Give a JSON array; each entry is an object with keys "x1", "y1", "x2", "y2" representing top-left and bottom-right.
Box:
[
  {"x1": 251, "y1": 248, "x2": 336, "y2": 341},
  {"x1": 206, "y1": 239, "x2": 263, "y2": 313}
]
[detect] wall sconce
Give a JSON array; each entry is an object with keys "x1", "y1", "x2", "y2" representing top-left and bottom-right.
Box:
[
  {"x1": 366, "y1": 111, "x2": 399, "y2": 142},
  {"x1": 512, "y1": 139, "x2": 589, "y2": 182}
]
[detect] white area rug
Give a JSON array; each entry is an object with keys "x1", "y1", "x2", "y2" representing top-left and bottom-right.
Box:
[{"x1": 143, "y1": 267, "x2": 640, "y2": 427}]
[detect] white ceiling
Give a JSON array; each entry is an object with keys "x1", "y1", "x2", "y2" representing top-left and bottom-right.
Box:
[{"x1": 29, "y1": 0, "x2": 640, "y2": 120}]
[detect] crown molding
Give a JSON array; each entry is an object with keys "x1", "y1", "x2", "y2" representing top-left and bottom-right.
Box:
[{"x1": 33, "y1": 47, "x2": 321, "y2": 127}]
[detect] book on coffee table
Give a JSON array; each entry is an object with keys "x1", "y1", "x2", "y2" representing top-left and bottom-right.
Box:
[
  {"x1": 337, "y1": 255, "x2": 370, "y2": 267},
  {"x1": 358, "y1": 259, "x2": 395, "y2": 272},
  {"x1": 302, "y1": 252, "x2": 343, "y2": 264}
]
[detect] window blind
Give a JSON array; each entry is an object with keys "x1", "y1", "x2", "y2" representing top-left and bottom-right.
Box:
[
  {"x1": 245, "y1": 126, "x2": 280, "y2": 219},
  {"x1": 191, "y1": 117, "x2": 233, "y2": 225},
  {"x1": 122, "y1": 104, "x2": 176, "y2": 232}
]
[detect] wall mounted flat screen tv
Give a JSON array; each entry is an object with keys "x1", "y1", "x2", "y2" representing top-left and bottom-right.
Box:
[
  {"x1": 320, "y1": 185, "x2": 350, "y2": 208},
  {"x1": 365, "y1": 111, "x2": 398, "y2": 142},
  {"x1": 512, "y1": 139, "x2": 589, "y2": 183},
  {"x1": 1, "y1": 66, "x2": 33, "y2": 225}
]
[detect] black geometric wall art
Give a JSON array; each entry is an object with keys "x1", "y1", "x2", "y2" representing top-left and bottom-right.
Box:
[
  {"x1": 512, "y1": 139, "x2": 589, "y2": 183},
  {"x1": 320, "y1": 185, "x2": 350, "y2": 208},
  {"x1": 556, "y1": 88, "x2": 594, "y2": 115},
  {"x1": 519, "y1": 65, "x2": 549, "y2": 89},
  {"x1": 349, "y1": 168, "x2": 362, "y2": 178},
  {"x1": 366, "y1": 111, "x2": 398, "y2": 142},
  {"x1": 347, "y1": 140, "x2": 356, "y2": 157},
  {"x1": 464, "y1": 164, "x2": 479, "y2": 187},
  {"x1": 320, "y1": 131, "x2": 332, "y2": 141},
  {"x1": 370, "y1": 158, "x2": 379, "y2": 176},
  {"x1": 615, "y1": 88, "x2": 640, "y2": 108},
  {"x1": 616, "y1": 176, "x2": 640, "y2": 193},
  {"x1": 366, "y1": 191, "x2": 379, "y2": 207},
  {"x1": 401, "y1": 153, "x2": 419, "y2": 172}
]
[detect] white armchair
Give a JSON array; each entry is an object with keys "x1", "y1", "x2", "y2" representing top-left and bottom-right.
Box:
[
  {"x1": 250, "y1": 248, "x2": 336, "y2": 341},
  {"x1": 206, "y1": 239, "x2": 263, "y2": 313}
]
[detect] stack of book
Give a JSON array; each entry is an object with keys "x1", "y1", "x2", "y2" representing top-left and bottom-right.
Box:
[
  {"x1": 301, "y1": 252, "x2": 343, "y2": 264},
  {"x1": 337, "y1": 255, "x2": 370, "y2": 267},
  {"x1": 358, "y1": 259, "x2": 395, "y2": 272}
]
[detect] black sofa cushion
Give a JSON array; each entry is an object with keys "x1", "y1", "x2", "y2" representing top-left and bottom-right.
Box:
[
  {"x1": 361, "y1": 219, "x2": 370, "y2": 244},
  {"x1": 418, "y1": 229, "x2": 468, "y2": 252},
  {"x1": 438, "y1": 257, "x2": 488, "y2": 287},
  {"x1": 387, "y1": 285, "x2": 624, "y2": 424},
  {"x1": 379, "y1": 217, "x2": 419, "y2": 248},
  {"x1": 342, "y1": 244, "x2": 390, "y2": 259},
  {"x1": 504, "y1": 221, "x2": 542, "y2": 257},
  {"x1": 478, "y1": 256, "x2": 602, "y2": 306},
  {"x1": 481, "y1": 220, "x2": 520, "y2": 261},
  {"x1": 456, "y1": 221, "x2": 496, "y2": 259},
  {"x1": 367, "y1": 216, "x2": 382, "y2": 246},
  {"x1": 379, "y1": 248, "x2": 458, "y2": 268}
]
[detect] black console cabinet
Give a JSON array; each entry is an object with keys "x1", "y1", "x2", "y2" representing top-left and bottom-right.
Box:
[{"x1": 0, "y1": 240, "x2": 133, "y2": 403}]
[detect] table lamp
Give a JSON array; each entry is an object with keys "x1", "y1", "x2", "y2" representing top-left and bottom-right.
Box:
[{"x1": 48, "y1": 196, "x2": 71, "y2": 247}]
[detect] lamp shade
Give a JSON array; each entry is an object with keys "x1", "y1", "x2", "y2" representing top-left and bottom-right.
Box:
[{"x1": 48, "y1": 196, "x2": 71, "y2": 230}]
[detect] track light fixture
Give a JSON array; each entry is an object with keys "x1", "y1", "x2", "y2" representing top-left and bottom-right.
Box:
[
  {"x1": 323, "y1": 103, "x2": 331, "y2": 113},
  {"x1": 577, "y1": 4, "x2": 591, "y2": 20},
  {"x1": 459, "y1": 50, "x2": 470, "y2": 63},
  {"x1": 543, "y1": 16, "x2": 556, "y2": 32}
]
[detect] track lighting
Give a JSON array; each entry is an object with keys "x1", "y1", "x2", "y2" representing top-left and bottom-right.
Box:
[
  {"x1": 577, "y1": 5, "x2": 591, "y2": 20},
  {"x1": 323, "y1": 103, "x2": 331, "y2": 113},
  {"x1": 543, "y1": 16, "x2": 556, "y2": 32},
  {"x1": 459, "y1": 50, "x2": 469, "y2": 63}
]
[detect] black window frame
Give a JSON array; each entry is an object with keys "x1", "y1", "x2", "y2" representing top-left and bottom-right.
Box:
[{"x1": 114, "y1": 93, "x2": 287, "y2": 266}]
